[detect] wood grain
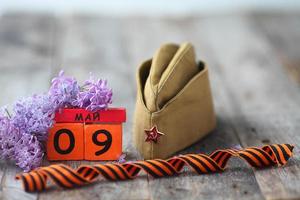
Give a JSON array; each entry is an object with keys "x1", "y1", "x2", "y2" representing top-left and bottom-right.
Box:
[
  {"x1": 194, "y1": 15, "x2": 300, "y2": 200},
  {"x1": 38, "y1": 15, "x2": 150, "y2": 200},
  {"x1": 251, "y1": 13, "x2": 300, "y2": 86},
  {"x1": 0, "y1": 13, "x2": 56, "y2": 200},
  {"x1": 0, "y1": 12, "x2": 299, "y2": 200}
]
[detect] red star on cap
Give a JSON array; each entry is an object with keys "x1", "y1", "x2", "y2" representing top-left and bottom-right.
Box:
[{"x1": 145, "y1": 126, "x2": 164, "y2": 143}]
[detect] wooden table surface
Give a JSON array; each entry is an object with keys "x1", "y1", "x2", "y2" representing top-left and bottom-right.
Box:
[{"x1": 0, "y1": 12, "x2": 299, "y2": 200}]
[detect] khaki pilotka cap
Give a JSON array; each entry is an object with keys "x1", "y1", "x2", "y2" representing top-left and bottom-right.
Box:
[{"x1": 133, "y1": 42, "x2": 216, "y2": 159}]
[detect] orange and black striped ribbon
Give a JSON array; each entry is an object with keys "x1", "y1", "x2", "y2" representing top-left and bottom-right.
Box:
[{"x1": 16, "y1": 143, "x2": 294, "y2": 192}]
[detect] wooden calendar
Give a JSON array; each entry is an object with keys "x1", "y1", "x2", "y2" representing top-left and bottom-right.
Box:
[{"x1": 46, "y1": 108, "x2": 126, "y2": 161}]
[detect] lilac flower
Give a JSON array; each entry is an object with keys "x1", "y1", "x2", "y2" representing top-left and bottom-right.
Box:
[
  {"x1": 12, "y1": 94, "x2": 55, "y2": 141},
  {"x1": 49, "y1": 70, "x2": 80, "y2": 110},
  {"x1": 14, "y1": 133, "x2": 44, "y2": 172},
  {"x1": 0, "y1": 108, "x2": 21, "y2": 160},
  {"x1": 0, "y1": 70, "x2": 113, "y2": 172},
  {"x1": 231, "y1": 144, "x2": 243, "y2": 151},
  {"x1": 74, "y1": 76, "x2": 112, "y2": 111},
  {"x1": 0, "y1": 109, "x2": 43, "y2": 172},
  {"x1": 117, "y1": 153, "x2": 127, "y2": 163}
]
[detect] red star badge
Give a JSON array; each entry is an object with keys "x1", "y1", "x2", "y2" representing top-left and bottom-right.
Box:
[{"x1": 145, "y1": 126, "x2": 164, "y2": 143}]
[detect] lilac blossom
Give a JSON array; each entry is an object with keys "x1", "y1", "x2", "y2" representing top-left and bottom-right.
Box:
[
  {"x1": 74, "y1": 76, "x2": 112, "y2": 111},
  {"x1": 12, "y1": 94, "x2": 55, "y2": 141},
  {"x1": 0, "y1": 70, "x2": 113, "y2": 171},
  {"x1": 117, "y1": 153, "x2": 127, "y2": 163},
  {"x1": 0, "y1": 108, "x2": 21, "y2": 160},
  {"x1": 0, "y1": 109, "x2": 43, "y2": 172},
  {"x1": 14, "y1": 133, "x2": 44, "y2": 172},
  {"x1": 49, "y1": 70, "x2": 80, "y2": 110}
]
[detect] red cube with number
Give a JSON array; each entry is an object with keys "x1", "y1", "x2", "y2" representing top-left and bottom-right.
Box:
[
  {"x1": 46, "y1": 108, "x2": 126, "y2": 161},
  {"x1": 84, "y1": 124, "x2": 122, "y2": 160},
  {"x1": 47, "y1": 123, "x2": 84, "y2": 160}
]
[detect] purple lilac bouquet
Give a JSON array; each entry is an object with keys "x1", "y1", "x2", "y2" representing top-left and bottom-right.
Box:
[
  {"x1": 74, "y1": 75, "x2": 113, "y2": 111},
  {"x1": 12, "y1": 94, "x2": 55, "y2": 141},
  {"x1": 0, "y1": 70, "x2": 112, "y2": 172},
  {"x1": 49, "y1": 70, "x2": 80, "y2": 110}
]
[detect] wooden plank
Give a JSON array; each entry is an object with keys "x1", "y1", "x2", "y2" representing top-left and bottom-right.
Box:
[
  {"x1": 0, "y1": 13, "x2": 56, "y2": 200},
  {"x1": 195, "y1": 15, "x2": 300, "y2": 200},
  {"x1": 123, "y1": 16, "x2": 264, "y2": 200},
  {"x1": 38, "y1": 15, "x2": 150, "y2": 200},
  {"x1": 251, "y1": 13, "x2": 300, "y2": 86},
  {"x1": 1, "y1": 12, "x2": 298, "y2": 200},
  {"x1": 50, "y1": 15, "x2": 138, "y2": 157},
  {"x1": 147, "y1": 119, "x2": 264, "y2": 200},
  {"x1": 0, "y1": 13, "x2": 55, "y2": 105}
]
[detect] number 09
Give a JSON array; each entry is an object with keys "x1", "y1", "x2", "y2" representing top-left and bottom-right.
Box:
[{"x1": 53, "y1": 129, "x2": 112, "y2": 156}]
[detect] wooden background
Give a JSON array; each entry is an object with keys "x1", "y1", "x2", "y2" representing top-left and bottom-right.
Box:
[{"x1": 0, "y1": 12, "x2": 299, "y2": 200}]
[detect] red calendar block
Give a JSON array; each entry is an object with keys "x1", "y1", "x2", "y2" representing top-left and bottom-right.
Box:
[
  {"x1": 47, "y1": 123, "x2": 84, "y2": 160},
  {"x1": 54, "y1": 108, "x2": 126, "y2": 123},
  {"x1": 47, "y1": 108, "x2": 126, "y2": 161},
  {"x1": 84, "y1": 124, "x2": 122, "y2": 160}
]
